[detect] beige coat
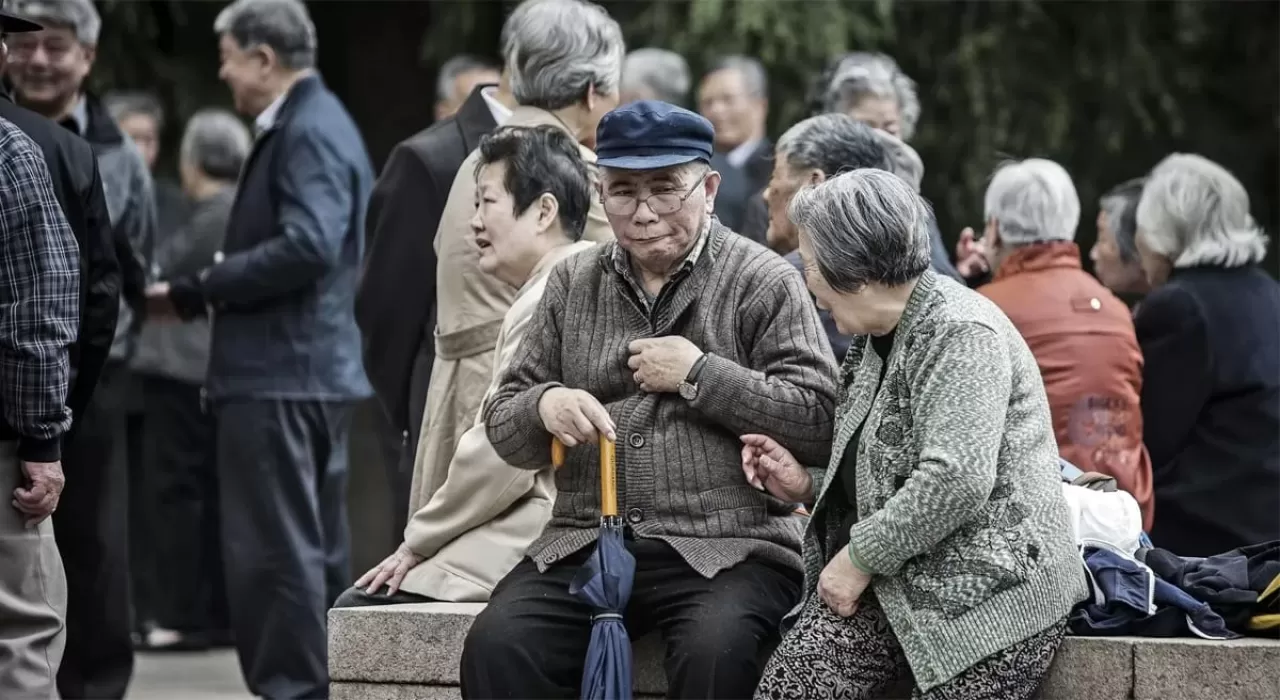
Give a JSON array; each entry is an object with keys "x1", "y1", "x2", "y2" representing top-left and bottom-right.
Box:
[
  {"x1": 400, "y1": 240, "x2": 598, "y2": 599},
  {"x1": 409, "y1": 107, "x2": 613, "y2": 527}
]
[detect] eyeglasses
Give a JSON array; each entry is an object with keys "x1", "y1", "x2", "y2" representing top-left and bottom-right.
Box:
[
  {"x1": 5, "y1": 34, "x2": 77, "y2": 61},
  {"x1": 602, "y1": 172, "x2": 708, "y2": 217}
]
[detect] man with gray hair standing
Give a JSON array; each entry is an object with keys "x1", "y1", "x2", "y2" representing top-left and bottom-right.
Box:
[
  {"x1": 146, "y1": 0, "x2": 373, "y2": 696},
  {"x1": 621, "y1": 47, "x2": 691, "y2": 105},
  {"x1": 434, "y1": 54, "x2": 501, "y2": 120},
  {"x1": 5, "y1": 0, "x2": 156, "y2": 696},
  {"x1": 409, "y1": 0, "x2": 621, "y2": 577},
  {"x1": 132, "y1": 109, "x2": 250, "y2": 653},
  {"x1": 697, "y1": 55, "x2": 770, "y2": 236},
  {"x1": 975, "y1": 158, "x2": 1153, "y2": 528}
]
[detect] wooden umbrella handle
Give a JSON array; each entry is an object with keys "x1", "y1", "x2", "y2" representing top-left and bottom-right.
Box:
[
  {"x1": 551, "y1": 437, "x2": 567, "y2": 469},
  {"x1": 599, "y1": 436, "x2": 618, "y2": 517},
  {"x1": 549, "y1": 436, "x2": 619, "y2": 517}
]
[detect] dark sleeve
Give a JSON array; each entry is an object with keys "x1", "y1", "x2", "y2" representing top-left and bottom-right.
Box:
[
  {"x1": 118, "y1": 148, "x2": 157, "y2": 303},
  {"x1": 65, "y1": 154, "x2": 120, "y2": 424},
  {"x1": 355, "y1": 143, "x2": 441, "y2": 432},
  {"x1": 738, "y1": 193, "x2": 770, "y2": 245},
  {"x1": 1134, "y1": 286, "x2": 1212, "y2": 474},
  {"x1": 0, "y1": 146, "x2": 79, "y2": 461},
  {"x1": 927, "y1": 214, "x2": 962, "y2": 281},
  {"x1": 201, "y1": 126, "x2": 355, "y2": 305}
]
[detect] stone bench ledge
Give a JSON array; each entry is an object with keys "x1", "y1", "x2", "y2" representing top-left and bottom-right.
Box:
[{"x1": 328, "y1": 602, "x2": 1280, "y2": 700}]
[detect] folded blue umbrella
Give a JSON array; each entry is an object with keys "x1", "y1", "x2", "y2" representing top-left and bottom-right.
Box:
[
  {"x1": 570, "y1": 525, "x2": 636, "y2": 700},
  {"x1": 556, "y1": 436, "x2": 636, "y2": 700}
]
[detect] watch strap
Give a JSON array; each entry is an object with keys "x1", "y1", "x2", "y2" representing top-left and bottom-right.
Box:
[{"x1": 686, "y1": 353, "x2": 709, "y2": 384}]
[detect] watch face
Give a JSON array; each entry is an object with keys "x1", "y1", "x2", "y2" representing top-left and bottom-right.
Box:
[{"x1": 678, "y1": 382, "x2": 696, "y2": 401}]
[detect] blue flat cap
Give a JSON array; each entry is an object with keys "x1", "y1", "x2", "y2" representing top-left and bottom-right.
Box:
[{"x1": 595, "y1": 100, "x2": 715, "y2": 170}]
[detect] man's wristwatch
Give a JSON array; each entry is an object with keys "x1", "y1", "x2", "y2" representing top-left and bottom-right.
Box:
[{"x1": 678, "y1": 353, "x2": 709, "y2": 401}]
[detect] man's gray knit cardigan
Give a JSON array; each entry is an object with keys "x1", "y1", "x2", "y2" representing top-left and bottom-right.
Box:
[
  {"x1": 805, "y1": 270, "x2": 1088, "y2": 691},
  {"x1": 484, "y1": 223, "x2": 839, "y2": 578}
]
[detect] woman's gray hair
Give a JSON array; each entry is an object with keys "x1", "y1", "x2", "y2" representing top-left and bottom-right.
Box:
[
  {"x1": 104, "y1": 91, "x2": 165, "y2": 129},
  {"x1": 1136, "y1": 153, "x2": 1268, "y2": 269},
  {"x1": 983, "y1": 158, "x2": 1080, "y2": 246},
  {"x1": 6, "y1": 0, "x2": 100, "y2": 44},
  {"x1": 821, "y1": 52, "x2": 920, "y2": 141},
  {"x1": 180, "y1": 109, "x2": 252, "y2": 181},
  {"x1": 621, "y1": 48, "x2": 691, "y2": 105},
  {"x1": 1098, "y1": 178, "x2": 1145, "y2": 264},
  {"x1": 502, "y1": 0, "x2": 624, "y2": 111},
  {"x1": 789, "y1": 168, "x2": 933, "y2": 292},
  {"x1": 872, "y1": 129, "x2": 924, "y2": 193},
  {"x1": 214, "y1": 0, "x2": 317, "y2": 70},
  {"x1": 775, "y1": 113, "x2": 889, "y2": 179}
]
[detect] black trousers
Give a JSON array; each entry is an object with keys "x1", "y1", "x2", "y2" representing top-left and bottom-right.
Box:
[
  {"x1": 141, "y1": 374, "x2": 228, "y2": 634},
  {"x1": 55, "y1": 362, "x2": 134, "y2": 700},
  {"x1": 460, "y1": 537, "x2": 801, "y2": 699},
  {"x1": 216, "y1": 398, "x2": 353, "y2": 700},
  {"x1": 375, "y1": 344, "x2": 434, "y2": 544}
]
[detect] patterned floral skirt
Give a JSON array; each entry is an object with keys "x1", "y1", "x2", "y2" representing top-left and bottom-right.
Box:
[{"x1": 755, "y1": 594, "x2": 1066, "y2": 700}]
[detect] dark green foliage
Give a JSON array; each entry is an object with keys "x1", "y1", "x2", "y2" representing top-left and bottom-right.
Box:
[{"x1": 91, "y1": 0, "x2": 1277, "y2": 267}]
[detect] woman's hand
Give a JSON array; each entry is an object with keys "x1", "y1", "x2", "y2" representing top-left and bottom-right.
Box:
[
  {"x1": 354, "y1": 543, "x2": 425, "y2": 596},
  {"x1": 740, "y1": 434, "x2": 814, "y2": 503},
  {"x1": 818, "y1": 547, "x2": 874, "y2": 617}
]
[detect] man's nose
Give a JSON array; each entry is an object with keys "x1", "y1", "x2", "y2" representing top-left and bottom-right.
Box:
[{"x1": 632, "y1": 199, "x2": 660, "y2": 224}]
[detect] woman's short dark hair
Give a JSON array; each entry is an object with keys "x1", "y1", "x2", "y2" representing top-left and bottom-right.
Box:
[
  {"x1": 475, "y1": 125, "x2": 592, "y2": 241},
  {"x1": 1099, "y1": 177, "x2": 1146, "y2": 264}
]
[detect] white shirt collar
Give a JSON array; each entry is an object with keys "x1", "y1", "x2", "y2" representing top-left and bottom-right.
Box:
[
  {"x1": 64, "y1": 95, "x2": 89, "y2": 135},
  {"x1": 480, "y1": 86, "x2": 512, "y2": 126},
  {"x1": 726, "y1": 137, "x2": 762, "y2": 169},
  {"x1": 255, "y1": 89, "x2": 290, "y2": 133}
]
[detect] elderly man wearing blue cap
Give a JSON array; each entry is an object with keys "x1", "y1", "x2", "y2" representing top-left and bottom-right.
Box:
[{"x1": 463, "y1": 100, "x2": 838, "y2": 698}]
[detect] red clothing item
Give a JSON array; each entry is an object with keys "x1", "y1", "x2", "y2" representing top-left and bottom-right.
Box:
[{"x1": 981, "y1": 242, "x2": 1154, "y2": 529}]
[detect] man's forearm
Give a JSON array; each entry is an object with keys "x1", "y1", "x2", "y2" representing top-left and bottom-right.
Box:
[{"x1": 689, "y1": 354, "x2": 835, "y2": 465}]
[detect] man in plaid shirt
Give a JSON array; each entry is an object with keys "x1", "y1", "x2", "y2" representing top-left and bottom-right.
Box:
[{"x1": 0, "y1": 109, "x2": 80, "y2": 694}]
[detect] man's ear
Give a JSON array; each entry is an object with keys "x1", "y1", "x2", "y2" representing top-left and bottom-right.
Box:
[
  {"x1": 985, "y1": 218, "x2": 1002, "y2": 249},
  {"x1": 254, "y1": 43, "x2": 277, "y2": 74}
]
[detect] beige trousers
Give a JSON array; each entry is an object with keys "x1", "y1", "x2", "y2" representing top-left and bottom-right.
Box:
[{"x1": 0, "y1": 442, "x2": 67, "y2": 699}]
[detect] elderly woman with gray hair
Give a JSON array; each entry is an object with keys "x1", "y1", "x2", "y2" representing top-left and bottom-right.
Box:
[
  {"x1": 131, "y1": 108, "x2": 250, "y2": 651},
  {"x1": 1132, "y1": 153, "x2": 1279, "y2": 557},
  {"x1": 816, "y1": 51, "x2": 921, "y2": 141},
  {"x1": 744, "y1": 169, "x2": 1085, "y2": 699}
]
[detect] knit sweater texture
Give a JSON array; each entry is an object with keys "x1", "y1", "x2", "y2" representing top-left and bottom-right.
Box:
[
  {"x1": 484, "y1": 222, "x2": 839, "y2": 578},
  {"x1": 803, "y1": 271, "x2": 1088, "y2": 691}
]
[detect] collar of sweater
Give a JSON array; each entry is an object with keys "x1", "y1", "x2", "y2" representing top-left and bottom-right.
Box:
[{"x1": 890, "y1": 269, "x2": 940, "y2": 343}]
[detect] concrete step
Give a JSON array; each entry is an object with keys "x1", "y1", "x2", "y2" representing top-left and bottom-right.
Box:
[{"x1": 328, "y1": 602, "x2": 1280, "y2": 699}]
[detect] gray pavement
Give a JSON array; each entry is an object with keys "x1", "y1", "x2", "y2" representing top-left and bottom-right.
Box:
[{"x1": 127, "y1": 650, "x2": 252, "y2": 700}]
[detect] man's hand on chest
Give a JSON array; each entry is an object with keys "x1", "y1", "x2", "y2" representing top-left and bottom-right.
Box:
[{"x1": 627, "y1": 336, "x2": 704, "y2": 394}]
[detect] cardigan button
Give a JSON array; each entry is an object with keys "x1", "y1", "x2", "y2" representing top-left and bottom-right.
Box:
[
  {"x1": 628, "y1": 433, "x2": 645, "y2": 448},
  {"x1": 626, "y1": 507, "x2": 644, "y2": 524}
]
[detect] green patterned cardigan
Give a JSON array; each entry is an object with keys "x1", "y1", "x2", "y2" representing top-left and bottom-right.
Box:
[{"x1": 798, "y1": 270, "x2": 1088, "y2": 691}]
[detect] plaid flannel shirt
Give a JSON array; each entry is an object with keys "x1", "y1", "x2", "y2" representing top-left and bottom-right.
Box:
[{"x1": 0, "y1": 118, "x2": 80, "y2": 462}]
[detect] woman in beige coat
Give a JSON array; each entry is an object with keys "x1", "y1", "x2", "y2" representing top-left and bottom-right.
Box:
[{"x1": 334, "y1": 125, "x2": 601, "y2": 606}]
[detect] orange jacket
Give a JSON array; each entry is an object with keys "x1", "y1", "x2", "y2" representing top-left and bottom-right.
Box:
[{"x1": 981, "y1": 242, "x2": 1154, "y2": 529}]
